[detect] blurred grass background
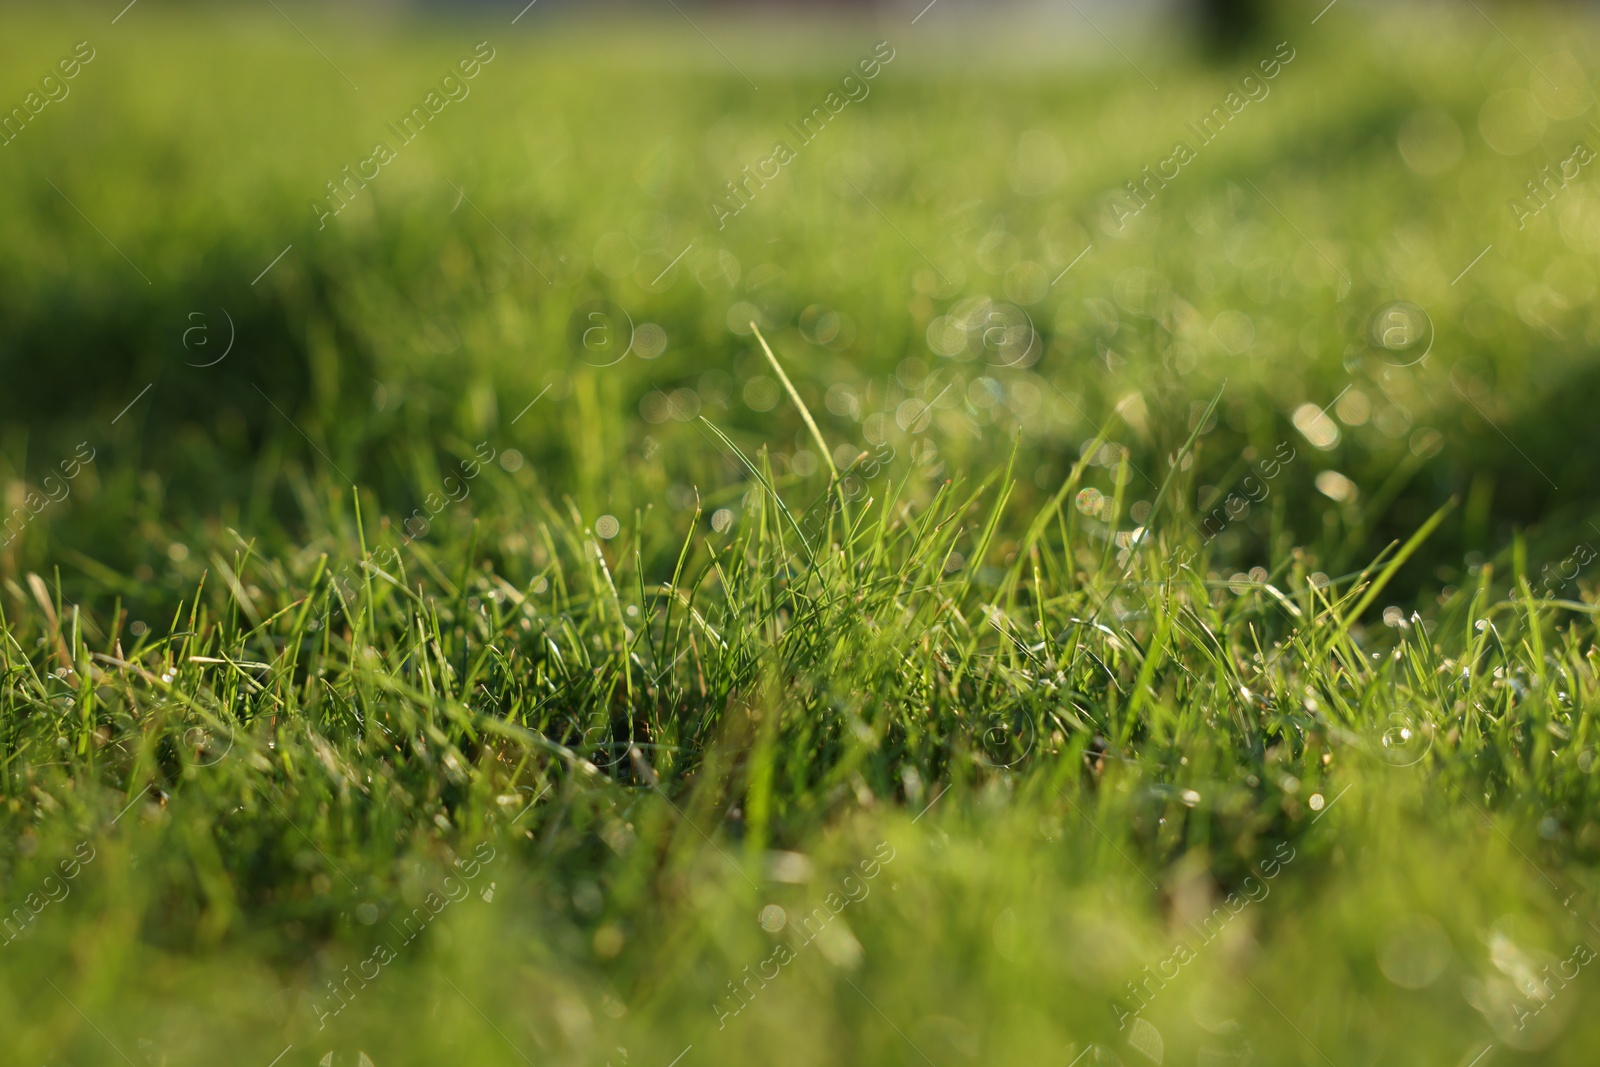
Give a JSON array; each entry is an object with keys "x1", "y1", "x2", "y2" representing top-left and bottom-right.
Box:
[{"x1": 5, "y1": 3, "x2": 1599, "y2": 585}]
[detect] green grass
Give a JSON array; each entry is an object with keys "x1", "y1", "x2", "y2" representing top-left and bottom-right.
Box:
[{"x1": 5, "y1": 4, "x2": 1600, "y2": 1064}]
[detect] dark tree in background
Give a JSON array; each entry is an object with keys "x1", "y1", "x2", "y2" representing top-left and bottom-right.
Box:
[{"x1": 1194, "y1": 0, "x2": 1274, "y2": 57}]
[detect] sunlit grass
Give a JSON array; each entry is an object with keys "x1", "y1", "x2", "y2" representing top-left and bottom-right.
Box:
[{"x1": 3, "y1": 5, "x2": 1600, "y2": 1064}]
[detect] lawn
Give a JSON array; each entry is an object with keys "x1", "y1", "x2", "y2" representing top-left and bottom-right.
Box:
[{"x1": 3, "y1": 2, "x2": 1600, "y2": 1064}]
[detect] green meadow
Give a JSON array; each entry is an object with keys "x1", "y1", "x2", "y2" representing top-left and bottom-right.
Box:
[{"x1": 3, "y1": 3, "x2": 1600, "y2": 1063}]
